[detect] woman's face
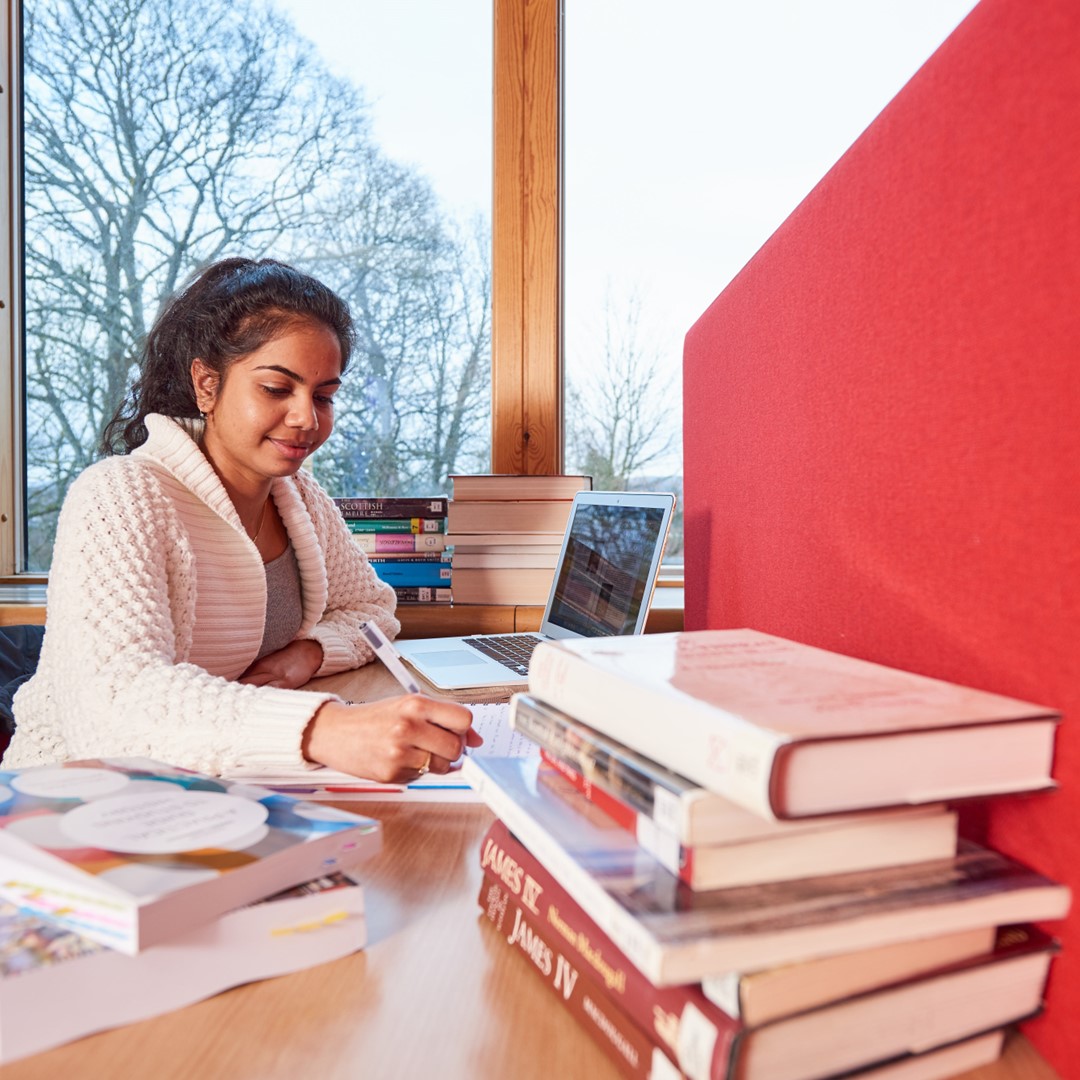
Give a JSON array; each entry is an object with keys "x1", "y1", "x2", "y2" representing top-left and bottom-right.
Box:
[{"x1": 192, "y1": 320, "x2": 343, "y2": 490}]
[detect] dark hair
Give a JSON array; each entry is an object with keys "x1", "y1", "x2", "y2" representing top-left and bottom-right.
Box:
[{"x1": 100, "y1": 257, "x2": 355, "y2": 455}]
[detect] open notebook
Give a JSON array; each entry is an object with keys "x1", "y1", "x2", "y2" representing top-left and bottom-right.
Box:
[{"x1": 223, "y1": 703, "x2": 535, "y2": 800}]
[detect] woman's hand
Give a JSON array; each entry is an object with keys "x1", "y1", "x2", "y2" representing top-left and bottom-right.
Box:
[
  {"x1": 301, "y1": 695, "x2": 484, "y2": 783},
  {"x1": 239, "y1": 639, "x2": 324, "y2": 689}
]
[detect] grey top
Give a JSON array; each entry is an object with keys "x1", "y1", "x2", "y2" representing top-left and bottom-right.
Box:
[{"x1": 257, "y1": 543, "x2": 304, "y2": 660}]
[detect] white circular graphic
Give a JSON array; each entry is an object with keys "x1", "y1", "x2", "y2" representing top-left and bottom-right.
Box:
[
  {"x1": 58, "y1": 790, "x2": 269, "y2": 855},
  {"x1": 11, "y1": 767, "x2": 131, "y2": 800}
]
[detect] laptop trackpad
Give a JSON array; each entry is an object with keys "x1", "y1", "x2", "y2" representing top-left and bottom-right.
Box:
[{"x1": 421, "y1": 648, "x2": 499, "y2": 669}]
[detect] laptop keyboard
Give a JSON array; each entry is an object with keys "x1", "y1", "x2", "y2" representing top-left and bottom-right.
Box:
[{"x1": 462, "y1": 634, "x2": 543, "y2": 676}]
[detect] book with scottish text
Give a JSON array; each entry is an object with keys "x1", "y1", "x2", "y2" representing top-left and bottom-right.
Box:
[
  {"x1": 0, "y1": 757, "x2": 381, "y2": 955},
  {"x1": 462, "y1": 755, "x2": 1070, "y2": 986},
  {"x1": 477, "y1": 842, "x2": 1049, "y2": 1080},
  {"x1": 0, "y1": 872, "x2": 366, "y2": 1065},
  {"x1": 332, "y1": 496, "x2": 448, "y2": 519},
  {"x1": 479, "y1": 818, "x2": 1047, "y2": 1080},
  {"x1": 526, "y1": 629, "x2": 1060, "y2": 820}
]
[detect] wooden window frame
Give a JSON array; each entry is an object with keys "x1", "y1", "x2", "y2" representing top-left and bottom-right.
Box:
[
  {"x1": 0, "y1": 0, "x2": 564, "y2": 579},
  {"x1": 492, "y1": 0, "x2": 563, "y2": 476}
]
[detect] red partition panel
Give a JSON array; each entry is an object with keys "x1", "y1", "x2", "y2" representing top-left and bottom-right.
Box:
[{"x1": 682, "y1": 0, "x2": 1080, "y2": 1069}]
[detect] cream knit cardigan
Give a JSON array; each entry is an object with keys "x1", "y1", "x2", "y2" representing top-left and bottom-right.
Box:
[{"x1": 5, "y1": 414, "x2": 400, "y2": 775}]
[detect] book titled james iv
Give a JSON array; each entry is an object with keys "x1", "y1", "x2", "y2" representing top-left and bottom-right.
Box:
[
  {"x1": 0, "y1": 873, "x2": 366, "y2": 1065},
  {"x1": 479, "y1": 864, "x2": 1045, "y2": 1080},
  {"x1": 0, "y1": 758, "x2": 382, "y2": 955},
  {"x1": 479, "y1": 818, "x2": 1048, "y2": 1080},
  {"x1": 526, "y1": 628, "x2": 1060, "y2": 820},
  {"x1": 462, "y1": 755, "x2": 1070, "y2": 985},
  {"x1": 478, "y1": 874, "x2": 674, "y2": 1080}
]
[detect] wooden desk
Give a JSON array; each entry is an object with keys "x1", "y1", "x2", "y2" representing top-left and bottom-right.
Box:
[{"x1": 0, "y1": 665, "x2": 1060, "y2": 1079}]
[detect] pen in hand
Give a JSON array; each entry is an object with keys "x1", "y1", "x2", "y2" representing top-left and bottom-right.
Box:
[
  {"x1": 358, "y1": 621, "x2": 474, "y2": 764},
  {"x1": 359, "y1": 621, "x2": 423, "y2": 694}
]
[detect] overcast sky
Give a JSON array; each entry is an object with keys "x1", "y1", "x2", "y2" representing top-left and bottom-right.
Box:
[{"x1": 275, "y1": 0, "x2": 978, "y2": 471}]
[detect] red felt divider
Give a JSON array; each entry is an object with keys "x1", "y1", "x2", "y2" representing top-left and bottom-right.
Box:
[{"x1": 682, "y1": 0, "x2": 1080, "y2": 1070}]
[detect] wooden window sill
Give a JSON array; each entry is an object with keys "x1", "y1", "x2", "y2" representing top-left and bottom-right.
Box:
[{"x1": 0, "y1": 584, "x2": 685, "y2": 636}]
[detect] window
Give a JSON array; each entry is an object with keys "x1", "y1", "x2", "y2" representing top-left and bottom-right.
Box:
[
  {"x1": 563, "y1": 0, "x2": 979, "y2": 562},
  {"x1": 10, "y1": 0, "x2": 494, "y2": 572},
  {"x1": 2, "y1": 0, "x2": 978, "y2": 580}
]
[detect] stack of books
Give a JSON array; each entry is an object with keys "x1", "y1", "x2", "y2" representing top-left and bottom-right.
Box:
[
  {"x1": 0, "y1": 757, "x2": 382, "y2": 1063},
  {"x1": 334, "y1": 496, "x2": 451, "y2": 603},
  {"x1": 464, "y1": 628, "x2": 1071, "y2": 1080},
  {"x1": 446, "y1": 475, "x2": 592, "y2": 604}
]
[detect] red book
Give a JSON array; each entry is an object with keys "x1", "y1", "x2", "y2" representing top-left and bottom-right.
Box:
[
  {"x1": 477, "y1": 874, "x2": 674, "y2": 1080},
  {"x1": 479, "y1": 818, "x2": 1058, "y2": 1080}
]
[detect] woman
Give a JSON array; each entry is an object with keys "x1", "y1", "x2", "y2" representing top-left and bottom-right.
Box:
[{"x1": 5, "y1": 258, "x2": 479, "y2": 780}]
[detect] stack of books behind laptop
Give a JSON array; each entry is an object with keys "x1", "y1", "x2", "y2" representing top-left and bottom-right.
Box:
[
  {"x1": 0, "y1": 756, "x2": 382, "y2": 1063},
  {"x1": 446, "y1": 475, "x2": 592, "y2": 604},
  {"x1": 333, "y1": 496, "x2": 451, "y2": 603},
  {"x1": 463, "y1": 628, "x2": 1070, "y2": 1080}
]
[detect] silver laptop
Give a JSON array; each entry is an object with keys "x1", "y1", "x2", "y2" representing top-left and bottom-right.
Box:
[{"x1": 395, "y1": 490, "x2": 675, "y2": 691}]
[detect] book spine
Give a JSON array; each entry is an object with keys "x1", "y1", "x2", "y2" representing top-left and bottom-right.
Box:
[
  {"x1": 477, "y1": 875, "x2": 676, "y2": 1080},
  {"x1": 539, "y1": 749, "x2": 641, "y2": 835},
  {"x1": 511, "y1": 694, "x2": 674, "y2": 832},
  {"x1": 392, "y1": 586, "x2": 452, "y2": 603},
  {"x1": 352, "y1": 532, "x2": 448, "y2": 553},
  {"x1": 535, "y1": 752, "x2": 688, "y2": 880},
  {"x1": 479, "y1": 818, "x2": 741, "y2": 1080},
  {"x1": 346, "y1": 517, "x2": 446, "y2": 534},
  {"x1": 528, "y1": 642, "x2": 783, "y2": 819},
  {"x1": 334, "y1": 497, "x2": 448, "y2": 518},
  {"x1": 369, "y1": 562, "x2": 452, "y2": 587}
]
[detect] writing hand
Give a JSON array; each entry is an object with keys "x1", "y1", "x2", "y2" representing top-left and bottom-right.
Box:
[{"x1": 301, "y1": 695, "x2": 483, "y2": 783}]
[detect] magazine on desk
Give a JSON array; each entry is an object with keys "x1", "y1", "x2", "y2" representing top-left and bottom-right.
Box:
[
  {"x1": 225, "y1": 702, "x2": 537, "y2": 801},
  {"x1": 0, "y1": 757, "x2": 381, "y2": 954},
  {"x1": 0, "y1": 872, "x2": 367, "y2": 1065}
]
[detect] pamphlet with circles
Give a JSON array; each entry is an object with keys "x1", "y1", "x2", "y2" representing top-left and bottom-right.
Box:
[{"x1": 0, "y1": 757, "x2": 381, "y2": 954}]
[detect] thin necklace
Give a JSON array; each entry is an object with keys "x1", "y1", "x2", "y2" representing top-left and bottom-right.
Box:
[{"x1": 248, "y1": 498, "x2": 269, "y2": 543}]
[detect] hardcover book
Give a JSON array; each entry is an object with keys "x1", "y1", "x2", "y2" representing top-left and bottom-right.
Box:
[
  {"x1": 351, "y1": 532, "x2": 448, "y2": 554},
  {"x1": 478, "y1": 874, "x2": 676, "y2": 1080},
  {"x1": 482, "y1": 818, "x2": 997, "y2": 1025},
  {"x1": 538, "y1": 749, "x2": 958, "y2": 890},
  {"x1": 346, "y1": 517, "x2": 445, "y2": 534},
  {"x1": 367, "y1": 557, "x2": 452, "y2": 588},
  {"x1": 0, "y1": 872, "x2": 366, "y2": 1064},
  {"x1": 333, "y1": 496, "x2": 448, "y2": 519},
  {"x1": 0, "y1": 758, "x2": 382, "y2": 954},
  {"x1": 479, "y1": 849, "x2": 1052, "y2": 1080},
  {"x1": 526, "y1": 628, "x2": 1060, "y2": 819},
  {"x1": 511, "y1": 691, "x2": 949, "y2": 849},
  {"x1": 447, "y1": 499, "x2": 576, "y2": 535},
  {"x1": 449, "y1": 474, "x2": 592, "y2": 501},
  {"x1": 449, "y1": 567, "x2": 556, "y2": 605},
  {"x1": 462, "y1": 755, "x2": 1070, "y2": 985}
]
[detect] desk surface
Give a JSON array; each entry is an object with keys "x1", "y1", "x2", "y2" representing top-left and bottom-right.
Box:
[{"x1": 1, "y1": 665, "x2": 1061, "y2": 1079}]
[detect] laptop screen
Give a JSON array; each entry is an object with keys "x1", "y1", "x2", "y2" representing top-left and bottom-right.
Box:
[{"x1": 544, "y1": 499, "x2": 671, "y2": 637}]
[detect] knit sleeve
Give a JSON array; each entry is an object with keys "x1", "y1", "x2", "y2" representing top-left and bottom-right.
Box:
[
  {"x1": 8, "y1": 461, "x2": 332, "y2": 775},
  {"x1": 293, "y1": 472, "x2": 401, "y2": 676}
]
